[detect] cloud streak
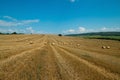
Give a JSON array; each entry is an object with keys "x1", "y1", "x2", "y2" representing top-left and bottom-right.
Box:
[
  {"x1": 64, "y1": 27, "x2": 86, "y2": 34},
  {"x1": 78, "y1": 27, "x2": 86, "y2": 33},
  {"x1": 101, "y1": 27, "x2": 120, "y2": 32},
  {"x1": 21, "y1": 20, "x2": 39, "y2": 24},
  {"x1": 63, "y1": 26, "x2": 120, "y2": 34},
  {"x1": 0, "y1": 20, "x2": 18, "y2": 27},
  {"x1": 0, "y1": 16, "x2": 40, "y2": 27},
  {"x1": 65, "y1": 29, "x2": 75, "y2": 33},
  {"x1": 3, "y1": 16, "x2": 17, "y2": 21}
]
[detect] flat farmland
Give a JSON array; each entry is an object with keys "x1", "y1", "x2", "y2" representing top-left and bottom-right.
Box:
[{"x1": 0, "y1": 35, "x2": 120, "y2": 80}]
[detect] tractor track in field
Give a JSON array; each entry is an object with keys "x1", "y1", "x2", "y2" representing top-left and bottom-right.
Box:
[
  {"x1": 55, "y1": 45, "x2": 120, "y2": 80},
  {"x1": 0, "y1": 36, "x2": 47, "y2": 80},
  {"x1": 0, "y1": 35, "x2": 46, "y2": 64},
  {"x1": 51, "y1": 45, "x2": 81, "y2": 80},
  {"x1": 1, "y1": 42, "x2": 45, "y2": 80}
]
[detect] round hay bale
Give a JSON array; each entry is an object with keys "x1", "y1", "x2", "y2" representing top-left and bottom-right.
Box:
[
  {"x1": 106, "y1": 46, "x2": 110, "y2": 49},
  {"x1": 51, "y1": 42, "x2": 55, "y2": 45},
  {"x1": 77, "y1": 44, "x2": 80, "y2": 46},
  {"x1": 102, "y1": 46, "x2": 106, "y2": 49},
  {"x1": 29, "y1": 41, "x2": 33, "y2": 44}
]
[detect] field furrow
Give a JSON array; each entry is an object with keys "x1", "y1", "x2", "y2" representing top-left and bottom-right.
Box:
[{"x1": 56, "y1": 45, "x2": 120, "y2": 80}]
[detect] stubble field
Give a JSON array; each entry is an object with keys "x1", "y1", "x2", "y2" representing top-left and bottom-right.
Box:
[{"x1": 0, "y1": 34, "x2": 120, "y2": 80}]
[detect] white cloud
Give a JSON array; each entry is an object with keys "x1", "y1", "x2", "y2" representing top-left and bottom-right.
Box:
[
  {"x1": 26, "y1": 27, "x2": 34, "y2": 33},
  {"x1": 68, "y1": 29, "x2": 75, "y2": 33},
  {"x1": 101, "y1": 27, "x2": 120, "y2": 32},
  {"x1": 0, "y1": 27, "x2": 35, "y2": 33},
  {"x1": 64, "y1": 26, "x2": 119, "y2": 34},
  {"x1": 0, "y1": 20, "x2": 19, "y2": 27},
  {"x1": 78, "y1": 27, "x2": 86, "y2": 33},
  {"x1": 21, "y1": 19, "x2": 39, "y2": 24},
  {"x1": 36, "y1": 31, "x2": 46, "y2": 34},
  {"x1": 3, "y1": 16, "x2": 17, "y2": 21},
  {"x1": 0, "y1": 16, "x2": 40, "y2": 27},
  {"x1": 101, "y1": 27, "x2": 107, "y2": 31},
  {"x1": 63, "y1": 29, "x2": 75, "y2": 33},
  {"x1": 8, "y1": 29, "x2": 14, "y2": 33},
  {"x1": 64, "y1": 27, "x2": 86, "y2": 34}
]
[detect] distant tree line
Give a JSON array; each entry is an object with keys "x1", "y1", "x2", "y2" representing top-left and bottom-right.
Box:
[
  {"x1": 0, "y1": 32, "x2": 24, "y2": 35},
  {"x1": 66, "y1": 32, "x2": 120, "y2": 36}
]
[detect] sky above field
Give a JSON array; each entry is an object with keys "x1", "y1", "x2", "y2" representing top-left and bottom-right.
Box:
[{"x1": 0, "y1": 0, "x2": 120, "y2": 34}]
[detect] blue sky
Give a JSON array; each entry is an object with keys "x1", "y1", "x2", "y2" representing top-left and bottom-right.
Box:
[{"x1": 0, "y1": 0, "x2": 120, "y2": 34}]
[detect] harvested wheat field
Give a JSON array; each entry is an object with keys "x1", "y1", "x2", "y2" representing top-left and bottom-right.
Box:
[{"x1": 0, "y1": 34, "x2": 120, "y2": 80}]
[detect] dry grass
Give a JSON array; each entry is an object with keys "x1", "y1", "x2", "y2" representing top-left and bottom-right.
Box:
[{"x1": 0, "y1": 35, "x2": 120, "y2": 80}]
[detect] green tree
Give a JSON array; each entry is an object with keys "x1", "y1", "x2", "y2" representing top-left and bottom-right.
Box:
[
  {"x1": 12, "y1": 32, "x2": 17, "y2": 34},
  {"x1": 58, "y1": 34, "x2": 62, "y2": 36}
]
